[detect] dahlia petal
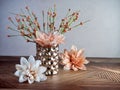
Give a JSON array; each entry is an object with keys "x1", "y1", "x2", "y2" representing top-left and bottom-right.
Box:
[
  {"x1": 63, "y1": 63, "x2": 71, "y2": 70},
  {"x1": 72, "y1": 65, "x2": 78, "y2": 71},
  {"x1": 62, "y1": 56, "x2": 70, "y2": 64},
  {"x1": 79, "y1": 65, "x2": 87, "y2": 70},
  {"x1": 63, "y1": 66, "x2": 71, "y2": 70},
  {"x1": 77, "y1": 49, "x2": 84, "y2": 57},
  {"x1": 64, "y1": 51, "x2": 69, "y2": 59},
  {"x1": 71, "y1": 45, "x2": 77, "y2": 51},
  {"x1": 84, "y1": 59, "x2": 89, "y2": 64},
  {"x1": 35, "y1": 32, "x2": 64, "y2": 46},
  {"x1": 19, "y1": 74, "x2": 27, "y2": 83}
]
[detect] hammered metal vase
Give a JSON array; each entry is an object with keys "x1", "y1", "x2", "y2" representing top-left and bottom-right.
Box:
[{"x1": 36, "y1": 43, "x2": 59, "y2": 75}]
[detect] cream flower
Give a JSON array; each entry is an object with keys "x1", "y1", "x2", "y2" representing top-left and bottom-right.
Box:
[
  {"x1": 60, "y1": 45, "x2": 89, "y2": 71},
  {"x1": 14, "y1": 55, "x2": 47, "y2": 84},
  {"x1": 35, "y1": 31, "x2": 64, "y2": 47}
]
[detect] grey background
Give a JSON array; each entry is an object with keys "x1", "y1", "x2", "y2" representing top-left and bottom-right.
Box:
[{"x1": 0, "y1": 0, "x2": 120, "y2": 57}]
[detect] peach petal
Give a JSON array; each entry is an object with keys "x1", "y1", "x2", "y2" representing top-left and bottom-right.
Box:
[
  {"x1": 84, "y1": 59, "x2": 89, "y2": 64},
  {"x1": 77, "y1": 49, "x2": 84, "y2": 57},
  {"x1": 72, "y1": 65, "x2": 78, "y2": 71},
  {"x1": 63, "y1": 63, "x2": 71, "y2": 70},
  {"x1": 71, "y1": 45, "x2": 77, "y2": 51},
  {"x1": 78, "y1": 65, "x2": 87, "y2": 70}
]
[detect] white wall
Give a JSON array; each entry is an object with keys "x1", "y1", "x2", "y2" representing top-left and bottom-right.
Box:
[{"x1": 0, "y1": 0, "x2": 120, "y2": 57}]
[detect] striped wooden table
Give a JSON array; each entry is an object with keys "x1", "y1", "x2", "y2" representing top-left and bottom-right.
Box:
[{"x1": 0, "y1": 57, "x2": 120, "y2": 90}]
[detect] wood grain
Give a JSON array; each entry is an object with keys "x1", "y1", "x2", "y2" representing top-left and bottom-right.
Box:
[{"x1": 0, "y1": 56, "x2": 120, "y2": 90}]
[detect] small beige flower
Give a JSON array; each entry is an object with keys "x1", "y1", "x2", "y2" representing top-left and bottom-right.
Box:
[{"x1": 14, "y1": 55, "x2": 47, "y2": 84}]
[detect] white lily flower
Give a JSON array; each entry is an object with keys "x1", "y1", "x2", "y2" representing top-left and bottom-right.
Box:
[{"x1": 14, "y1": 55, "x2": 47, "y2": 84}]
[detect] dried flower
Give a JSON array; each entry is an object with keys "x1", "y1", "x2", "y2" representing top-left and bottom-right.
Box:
[
  {"x1": 7, "y1": 5, "x2": 89, "y2": 47},
  {"x1": 60, "y1": 45, "x2": 89, "y2": 71},
  {"x1": 14, "y1": 55, "x2": 47, "y2": 84},
  {"x1": 25, "y1": 6, "x2": 29, "y2": 10}
]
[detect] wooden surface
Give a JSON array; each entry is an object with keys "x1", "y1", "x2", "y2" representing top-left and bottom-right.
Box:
[{"x1": 0, "y1": 56, "x2": 120, "y2": 90}]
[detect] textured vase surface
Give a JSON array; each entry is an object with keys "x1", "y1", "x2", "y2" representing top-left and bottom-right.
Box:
[{"x1": 36, "y1": 44, "x2": 59, "y2": 75}]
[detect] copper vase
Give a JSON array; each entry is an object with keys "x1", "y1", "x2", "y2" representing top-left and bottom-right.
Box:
[{"x1": 36, "y1": 43, "x2": 59, "y2": 75}]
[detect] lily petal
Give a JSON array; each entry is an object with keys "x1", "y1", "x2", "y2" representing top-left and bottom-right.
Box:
[
  {"x1": 39, "y1": 74, "x2": 47, "y2": 81},
  {"x1": 35, "y1": 74, "x2": 40, "y2": 82},
  {"x1": 31, "y1": 60, "x2": 41, "y2": 71},
  {"x1": 16, "y1": 64, "x2": 26, "y2": 71},
  {"x1": 28, "y1": 77, "x2": 34, "y2": 84},
  {"x1": 36, "y1": 60, "x2": 42, "y2": 65},
  {"x1": 35, "y1": 60, "x2": 41, "y2": 68},
  {"x1": 14, "y1": 70, "x2": 21, "y2": 77},
  {"x1": 19, "y1": 74, "x2": 27, "y2": 83},
  {"x1": 38, "y1": 66, "x2": 47, "y2": 74},
  {"x1": 20, "y1": 57, "x2": 29, "y2": 67},
  {"x1": 28, "y1": 55, "x2": 35, "y2": 66}
]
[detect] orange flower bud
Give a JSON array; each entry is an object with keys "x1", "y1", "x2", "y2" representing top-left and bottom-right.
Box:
[
  {"x1": 7, "y1": 26, "x2": 10, "y2": 29},
  {"x1": 80, "y1": 22, "x2": 83, "y2": 25},
  {"x1": 8, "y1": 17, "x2": 12, "y2": 21},
  {"x1": 22, "y1": 18, "x2": 25, "y2": 22},
  {"x1": 63, "y1": 29, "x2": 67, "y2": 32},
  {"x1": 25, "y1": 6, "x2": 29, "y2": 10},
  {"x1": 7, "y1": 35, "x2": 11, "y2": 37},
  {"x1": 53, "y1": 12, "x2": 56, "y2": 17},
  {"x1": 26, "y1": 16, "x2": 30, "y2": 21},
  {"x1": 26, "y1": 39, "x2": 30, "y2": 42},
  {"x1": 72, "y1": 13, "x2": 75, "y2": 16},
  {"x1": 62, "y1": 19, "x2": 65, "y2": 21}
]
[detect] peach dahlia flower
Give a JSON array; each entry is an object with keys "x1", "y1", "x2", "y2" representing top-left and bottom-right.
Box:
[
  {"x1": 60, "y1": 45, "x2": 89, "y2": 71},
  {"x1": 35, "y1": 31, "x2": 64, "y2": 47}
]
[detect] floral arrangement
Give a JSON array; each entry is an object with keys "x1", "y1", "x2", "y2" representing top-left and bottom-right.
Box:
[
  {"x1": 14, "y1": 55, "x2": 47, "y2": 84},
  {"x1": 7, "y1": 5, "x2": 89, "y2": 47},
  {"x1": 8, "y1": 5, "x2": 89, "y2": 84}
]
